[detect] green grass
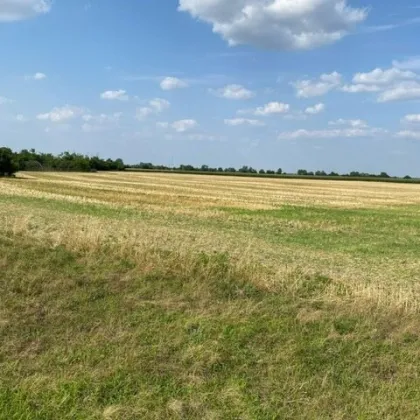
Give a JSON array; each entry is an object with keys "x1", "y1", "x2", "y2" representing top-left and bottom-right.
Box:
[{"x1": 2, "y1": 236, "x2": 420, "y2": 419}]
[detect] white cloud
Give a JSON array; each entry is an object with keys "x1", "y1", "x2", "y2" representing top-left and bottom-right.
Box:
[
  {"x1": 353, "y1": 67, "x2": 417, "y2": 85},
  {"x1": 100, "y1": 90, "x2": 129, "y2": 101},
  {"x1": 36, "y1": 105, "x2": 84, "y2": 123},
  {"x1": 254, "y1": 102, "x2": 290, "y2": 116},
  {"x1": 156, "y1": 122, "x2": 169, "y2": 129},
  {"x1": 210, "y1": 84, "x2": 254, "y2": 100},
  {"x1": 305, "y1": 103, "x2": 325, "y2": 115},
  {"x1": 136, "y1": 98, "x2": 170, "y2": 120},
  {"x1": 278, "y1": 127, "x2": 386, "y2": 139},
  {"x1": 160, "y1": 77, "x2": 188, "y2": 90},
  {"x1": 82, "y1": 112, "x2": 122, "y2": 124},
  {"x1": 328, "y1": 119, "x2": 368, "y2": 128},
  {"x1": 178, "y1": 0, "x2": 367, "y2": 51},
  {"x1": 0, "y1": 0, "x2": 51, "y2": 22},
  {"x1": 26, "y1": 72, "x2": 47, "y2": 81},
  {"x1": 402, "y1": 114, "x2": 420, "y2": 123},
  {"x1": 377, "y1": 81, "x2": 420, "y2": 103},
  {"x1": 136, "y1": 107, "x2": 154, "y2": 119},
  {"x1": 149, "y1": 98, "x2": 170, "y2": 112},
  {"x1": 341, "y1": 84, "x2": 381, "y2": 93},
  {"x1": 396, "y1": 130, "x2": 420, "y2": 139},
  {"x1": 81, "y1": 113, "x2": 122, "y2": 132},
  {"x1": 224, "y1": 118, "x2": 265, "y2": 126},
  {"x1": 16, "y1": 114, "x2": 25, "y2": 122},
  {"x1": 172, "y1": 119, "x2": 198, "y2": 132},
  {"x1": 393, "y1": 57, "x2": 420, "y2": 71},
  {"x1": 292, "y1": 72, "x2": 342, "y2": 97}
]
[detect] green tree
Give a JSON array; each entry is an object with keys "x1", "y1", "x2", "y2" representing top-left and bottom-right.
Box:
[{"x1": 0, "y1": 147, "x2": 18, "y2": 176}]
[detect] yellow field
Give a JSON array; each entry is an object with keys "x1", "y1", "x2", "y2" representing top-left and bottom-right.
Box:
[{"x1": 2, "y1": 171, "x2": 420, "y2": 312}]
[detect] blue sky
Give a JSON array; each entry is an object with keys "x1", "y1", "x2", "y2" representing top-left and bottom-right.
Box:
[{"x1": 1, "y1": 0, "x2": 420, "y2": 175}]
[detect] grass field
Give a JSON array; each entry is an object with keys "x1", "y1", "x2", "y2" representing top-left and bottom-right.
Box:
[{"x1": 2, "y1": 171, "x2": 420, "y2": 419}]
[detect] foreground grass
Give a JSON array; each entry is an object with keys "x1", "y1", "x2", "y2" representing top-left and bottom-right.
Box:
[
  {"x1": 2, "y1": 172, "x2": 420, "y2": 418},
  {"x1": 2, "y1": 237, "x2": 420, "y2": 419}
]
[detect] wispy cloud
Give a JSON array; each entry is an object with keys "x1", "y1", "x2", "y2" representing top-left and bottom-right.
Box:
[{"x1": 363, "y1": 16, "x2": 420, "y2": 33}]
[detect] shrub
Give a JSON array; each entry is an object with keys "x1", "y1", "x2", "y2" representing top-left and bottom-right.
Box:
[{"x1": 0, "y1": 147, "x2": 18, "y2": 177}]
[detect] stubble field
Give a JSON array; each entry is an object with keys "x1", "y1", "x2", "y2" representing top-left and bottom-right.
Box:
[{"x1": 2, "y1": 171, "x2": 420, "y2": 419}]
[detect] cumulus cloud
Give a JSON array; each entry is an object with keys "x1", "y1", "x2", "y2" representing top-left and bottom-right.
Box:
[
  {"x1": 25, "y1": 72, "x2": 47, "y2": 81},
  {"x1": 82, "y1": 112, "x2": 122, "y2": 131},
  {"x1": 178, "y1": 0, "x2": 367, "y2": 50},
  {"x1": 37, "y1": 105, "x2": 84, "y2": 123},
  {"x1": 136, "y1": 98, "x2": 171, "y2": 120},
  {"x1": 82, "y1": 117, "x2": 120, "y2": 132},
  {"x1": 224, "y1": 118, "x2": 265, "y2": 126},
  {"x1": 340, "y1": 84, "x2": 381, "y2": 93},
  {"x1": 100, "y1": 90, "x2": 129, "y2": 101},
  {"x1": 292, "y1": 72, "x2": 342, "y2": 97},
  {"x1": 172, "y1": 119, "x2": 198, "y2": 132},
  {"x1": 402, "y1": 114, "x2": 420, "y2": 123},
  {"x1": 377, "y1": 81, "x2": 420, "y2": 103},
  {"x1": 305, "y1": 103, "x2": 325, "y2": 115},
  {"x1": 278, "y1": 127, "x2": 386, "y2": 139},
  {"x1": 339, "y1": 65, "x2": 420, "y2": 102},
  {"x1": 149, "y1": 98, "x2": 170, "y2": 112},
  {"x1": 328, "y1": 118, "x2": 368, "y2": 128},
  {"x1": 210, "y1": 84, "x2": 254, "y2": 100},
  {"x1": 0, "y1": 0, "x2": 51, "y2": 22},
  {"x1": 160, "y1": 77, "x2": 188, "y2": 90},
  {"x1": 352, "y1": 68, "x2": 417, "y2": 85},
  {"x1": 254, "y1": 102, "x2": 290, "y2": 116}
]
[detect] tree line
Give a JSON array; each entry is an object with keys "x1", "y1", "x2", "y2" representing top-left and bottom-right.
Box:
[
  {"x1": 0, "y1": 146, "x2": 414, "y2": 180},
  {"x1": 0, "y1": 147, "x2": 125, "y2": 175},
  {"x1": 131, "y1": 162, "x2": 412, "y2": 180}
]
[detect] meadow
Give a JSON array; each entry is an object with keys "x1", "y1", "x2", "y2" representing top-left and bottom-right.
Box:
[{"x1": 2, "y1": 171, "x2": 420, "y2": 419}]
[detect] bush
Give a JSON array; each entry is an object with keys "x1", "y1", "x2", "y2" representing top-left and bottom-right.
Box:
[{"x1": 0, "y1": 147, "x2": 18, "y2": 177}]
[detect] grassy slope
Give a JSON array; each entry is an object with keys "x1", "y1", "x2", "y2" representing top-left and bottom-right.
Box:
[{"x1": 2, "y1": 173, "x2": 420, "y2": 419}]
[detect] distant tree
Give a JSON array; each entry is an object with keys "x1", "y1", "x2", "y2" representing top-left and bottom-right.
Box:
[
  {"x1": 179, "y1": 164, "x2": 195, "y2": 171},
  {"x1": 329, "y1": 172, "x2": 340, "y2": 177},
  {"x1": 114, "y1": 158, "x2": 125, "y2": 171},
  {"x1": 259, "y1": 169, "x2": 266, "y2": 174},
  {"x1": 404, "y1": 175, "x2": 412, "y2": 180},
  {"x1": 266, "y1": 170, "x2": 275, "y2": 174},
  {"x1": 297, "y1": 169, "x2": 308, "y2": 176},
  {"x1": 379, "y1": 172, "x2": 390, "y2": 178},
  {"x1": 315, "y1": 170, "x2": 327, "y2": 176},
  {"x1": 276, "y1": 168, "x2": 283, "y2": 175},
  {"x1": 0, "y1": 147, "x2": 18, "y2": 176}
]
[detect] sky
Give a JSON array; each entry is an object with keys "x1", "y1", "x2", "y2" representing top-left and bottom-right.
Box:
[{"x1": 1, "y1": 0, "x2": 420, "y2": 175}]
